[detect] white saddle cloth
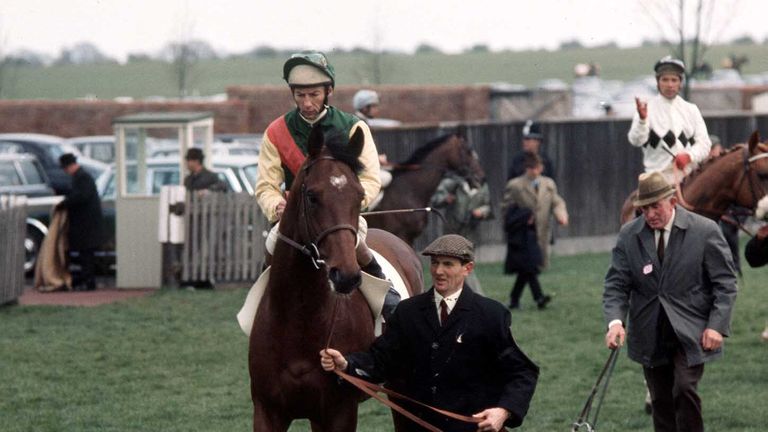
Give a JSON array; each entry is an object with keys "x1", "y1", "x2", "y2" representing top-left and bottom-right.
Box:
[{"x1": 236, "y1": 249, "x2": 409, "y2": 337}]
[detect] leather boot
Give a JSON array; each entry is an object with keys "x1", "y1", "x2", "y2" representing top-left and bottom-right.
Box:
[{"x1": 381, "y1": 287, "x2": 401, "y2": 321}]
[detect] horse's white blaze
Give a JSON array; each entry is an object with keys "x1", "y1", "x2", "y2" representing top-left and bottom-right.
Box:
[{"x1": 330, "y1": 175, "x2": 348, "y2": 190}]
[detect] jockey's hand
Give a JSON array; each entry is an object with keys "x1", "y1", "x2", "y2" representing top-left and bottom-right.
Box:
[
  {"x1": 557, "y1": 214, "x2": 569, "y2": 226},
  {"x1": 674, "y1": 152, "x2": 692, "y2": 170},
  {"x1": 320, "y1": 348, "x2": 348, "y2": 372},
  {"x1": 605, "y1": 323, "x2": 625, "y2": 349},
  {"x1": 275, "y1": 198, "x2": 287, "y2": 220},
  {"x1": 635, "y1": 97, "x2": 648, "y2": 120},
  {"x1": 473, "y1": 407, "x2": 509, "y2": 432},
  {"x1": 701, "y1": 328, "x2": 723, "y2": 351}
]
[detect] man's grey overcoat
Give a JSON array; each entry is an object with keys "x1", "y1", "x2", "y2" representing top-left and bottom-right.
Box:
[{"x1": 603, "y1": 206, "x2": 737, "y2": 367}]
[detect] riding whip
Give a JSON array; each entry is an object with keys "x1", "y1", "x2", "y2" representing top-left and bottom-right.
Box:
[
  {"x1": 571, "y1": 346, "x2": 621, "y2": 432},
  {"x1": 362, "y1": 207, "x2": 447, "y2": 223}
]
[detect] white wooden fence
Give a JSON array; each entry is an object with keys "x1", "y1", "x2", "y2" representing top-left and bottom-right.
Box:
[
  {"x1": 181, "y1": 192, "x2": 269, "y2": 283},
  {"x1": 0, "y1": 195, "x2": 27, "y2": 304}
]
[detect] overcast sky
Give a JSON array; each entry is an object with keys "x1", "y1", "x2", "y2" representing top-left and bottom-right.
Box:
[{"x1": 2, "y1": 0, "x2": 766, "y2": 61}]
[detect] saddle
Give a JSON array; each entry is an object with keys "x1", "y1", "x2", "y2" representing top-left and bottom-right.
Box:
[{"x1": 237, "y1": 249, "x2": 409, "y2": 337}]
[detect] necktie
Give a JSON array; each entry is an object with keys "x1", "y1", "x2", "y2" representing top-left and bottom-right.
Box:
[
  {"x1": 439, "y1": 300, "x2": 449, "y2": 326},
  {"x1": 657, "y1": 229, "x2": 665, "y2": 263}
]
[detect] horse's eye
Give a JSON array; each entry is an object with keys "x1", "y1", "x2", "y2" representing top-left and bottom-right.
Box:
[{"x1": 306, "y1": 190, "x2": 319, "y2": 207}]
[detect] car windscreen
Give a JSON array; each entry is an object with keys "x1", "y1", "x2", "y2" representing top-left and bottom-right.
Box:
[
  {"x1": 18, "y1": 159, "x2": 45, "y2": 185},
  {"x1": 0, "y1": 161, "x2": 22, "y2": 186},
  {"x1": 243, "y1": 164, "x2": 258, "y2": 189}
]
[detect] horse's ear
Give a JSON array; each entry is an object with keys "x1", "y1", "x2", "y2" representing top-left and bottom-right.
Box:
[
  {"x1": 308, "y1": 125, "x2": 324, "y2": 158},
  {"x1": 348, "y1": 126, "x2": 365, "y2": 158},
  {"x1": 748, "y1": 130, "x2": 761, "y2": 154}
]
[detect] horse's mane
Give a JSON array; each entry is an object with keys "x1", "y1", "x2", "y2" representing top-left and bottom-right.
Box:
[
  {"x1": 321, "y1": 129, "x2": 364, "y2": 174},
  {"x1": 398, "y1": 132, "x2": 455, "y2": 166},
  {"x1": 681, "y1": 144, "x2": 745, "y2": 186}
]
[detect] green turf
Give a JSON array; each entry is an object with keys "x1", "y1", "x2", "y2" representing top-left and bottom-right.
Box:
[
  {"x1": 1, "y1": 249, "x2": 766, "y2": 431},
  {"x1": 2, "y1": 43, "x2": 768, "y2": 100}
]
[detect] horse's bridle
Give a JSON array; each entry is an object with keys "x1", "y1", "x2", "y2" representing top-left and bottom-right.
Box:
[{"x1": 275, "y1": 156, "x2": 358, "y2": 270}]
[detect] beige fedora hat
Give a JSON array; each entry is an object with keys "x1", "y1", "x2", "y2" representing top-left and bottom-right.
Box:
[{"x1": 633, "y1": 172, "x2": 675, "y2": 207}]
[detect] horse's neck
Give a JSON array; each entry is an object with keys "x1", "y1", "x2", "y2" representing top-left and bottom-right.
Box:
[
  {"x1": 681, "y1": 155, "x2": 740, "y2": 217},
  {"x1": 268, "y1": 235, "x2": 331, "y2": 315},
  {"x1": 399, "y1": 152, "x2": 451, "y2": 203}
]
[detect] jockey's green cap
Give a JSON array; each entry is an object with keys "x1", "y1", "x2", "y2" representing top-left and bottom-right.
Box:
[{"x1": 283, "y1": 51, "x2": 335, "y2": 88}]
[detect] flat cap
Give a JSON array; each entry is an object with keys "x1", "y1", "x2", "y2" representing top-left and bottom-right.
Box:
[{"x1": 421, "y1": 234, "x2": 474, "y2": 262}]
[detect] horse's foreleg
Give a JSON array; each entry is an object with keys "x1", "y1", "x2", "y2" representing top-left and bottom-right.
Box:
[
  {"x1": 252, "y1": 403, "x2": 289, "y2": 432},
  {"x1": 310, "y1": 401, "x2": 358, "y2": 432}
]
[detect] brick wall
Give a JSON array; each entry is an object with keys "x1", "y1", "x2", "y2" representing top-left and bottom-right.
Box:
[
  {"x1": 227, "y1": 84, "x2": 492, "y2": 131},
  {"x1": 0, "y1": 100, "x2": 251, "y2": 137}
]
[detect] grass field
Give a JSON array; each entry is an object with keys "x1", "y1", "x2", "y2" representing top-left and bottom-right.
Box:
[
  {"x1": 2, "y1": 43, "x2": 768, "y2": 100},
  {"x1": 1, "y1": 250, "x2": 767, "y2": 431}
]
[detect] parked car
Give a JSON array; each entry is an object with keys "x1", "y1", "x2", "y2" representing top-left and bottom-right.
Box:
[
  {"x1": 0, "y1": 154, "x2": 54, "y2": 197},
  {"x1": 0, "y1": 133, "x2": 108, "y2": 194},
  {"x1": 23, "y1": 155, "x2": 259, "y2": 275},
  {"x1": 150, "y1": 142, "x2": 259, "y2": 159},
  {"x1": 66, "y1": 135, "x2": 115, "y2": 163}
]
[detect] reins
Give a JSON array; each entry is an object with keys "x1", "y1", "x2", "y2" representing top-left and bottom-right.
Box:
[{"x1": 571, "y1": 347, "x2": 621, "y2": 432}]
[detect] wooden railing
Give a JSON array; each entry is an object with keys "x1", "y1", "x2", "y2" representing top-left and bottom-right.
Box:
[
  {"x1": 181, "y1": 192, "x2": 269, "y2": 283},
  {"x1": 0, "y1": 195, "x2": 27, "y2": 304}
]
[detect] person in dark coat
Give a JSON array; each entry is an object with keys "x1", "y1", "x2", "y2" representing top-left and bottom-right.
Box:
[
  {"x1": 744, "y1": 224, "x2": 768, "y2": 341},
  {"x1": 603, "y1": 172, "x2": 737, "y2": 432},
  {"x1": 56, "y1": 153, "x2": 103, "y2": 291},
  {"x1": 183, "y1": 148, "x2": 226, "y2": 193},
  {"x1": 321, "y1": 234, "x2": 539, "y2": 432},
  {"x1": 745, "y1": 225, "x2": 768, "y2": 268},
  {"x1": 507, "y1": 120, "x2": 555, "y2": 181}
]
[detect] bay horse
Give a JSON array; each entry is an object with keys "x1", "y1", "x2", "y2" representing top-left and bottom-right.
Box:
[
  {"x1": 248, "y1": 125, "x2": 422, "y2": 431},
  {"x1": 366, "y1": 130, "x2": 486, "y2": 245},
  {"x1": 620, "y1": 131, "x2": 768, "y2": 224}
]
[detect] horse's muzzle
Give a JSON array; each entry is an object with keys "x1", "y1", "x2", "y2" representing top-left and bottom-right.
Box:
[{"x1": 329, "y1": 268, "x2": 362, "y2": 294}]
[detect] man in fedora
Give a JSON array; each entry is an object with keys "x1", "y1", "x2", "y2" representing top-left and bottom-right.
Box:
[
  {"x1": 603, "y1": 171, "x2": 737, "y2": 432},
  {"x1": 321, "y1": 234, "x2": 539, "y2": 431}
]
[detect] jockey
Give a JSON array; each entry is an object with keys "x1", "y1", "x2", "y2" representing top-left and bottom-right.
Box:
[
  {"x1": 628, "y1": 56, "x2": 712, "y2": 181},
  {"x1": 255, "y1": 51, "x2": 400, "y2": 317},
  {"x1": 353, "y1": 89, "x2": 381, "y2": 123}
]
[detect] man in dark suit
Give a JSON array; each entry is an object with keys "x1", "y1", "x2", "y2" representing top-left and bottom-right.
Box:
[
  {"x1": 57, "y1": 153, "x2": 104, "y2": 291},
  {"x1": 507, "y1": 120, "x2": 555, "y2": 181},
  {"x1": 603, "y1": 171, "x2": 737, "y2": 432},
  {"x1": 321, "y1": 234, "x2": 539, "y2": 431}
]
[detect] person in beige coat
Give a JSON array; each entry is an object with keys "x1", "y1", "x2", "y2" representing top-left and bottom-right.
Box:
[
  {"x1": 503, "y1": 153, "x2": 568, "y2": 269},
  {"x1": 502, "y1": 153, "x2": 568, "y2": 309}
]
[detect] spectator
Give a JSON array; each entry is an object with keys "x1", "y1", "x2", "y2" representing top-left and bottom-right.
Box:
[
  {"x1": 507, "y1": 120, "x2": 555, "y2": 181},
  {"x1": 56, "y1": 153, "x2": 104, "y2": 291},
  {"x1": 352, "y1": 89, "x2": 401, "y2": 128},
  {"x1": 502, "y1": 153, "x2": 568, "y2": 310},
  {"x1": 628, "y1": 56, "x2": 712, "y2": 183},
  {"x1": 183, "y1": 148, "x2": 226, "y2": 193},
  {"x1": 430, "y1": 172, "x2": 492, "y2": 293},
  {"x1": 320, "y1": 234, "x2": 539, "y2": 432},
  {"x1": 603, "y1": 171, "x2": 737, "y2": 432},
  {"x1": 747, "y1": 197, "x2": 768, "y2": 341}
]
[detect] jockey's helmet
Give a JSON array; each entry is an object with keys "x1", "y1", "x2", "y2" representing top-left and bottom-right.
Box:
[
  {"x1": 654, "y1": 56, "x2": 686, "y2": 78},
  {"x1": 283, "y1": 51, "x2": 335, "y2": 88},
  {"x1": 353, "y1": 89, "x2": 380, "y2": 111}
]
